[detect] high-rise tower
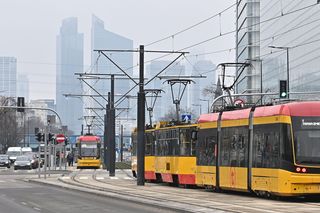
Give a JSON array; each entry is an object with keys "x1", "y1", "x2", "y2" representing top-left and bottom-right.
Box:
[
  {"x1": 0, "y1": 57, "x2": 17, "y2": 98},
  {"x1": 56, "y1": 17, "x2": 83, "y2": 134}
]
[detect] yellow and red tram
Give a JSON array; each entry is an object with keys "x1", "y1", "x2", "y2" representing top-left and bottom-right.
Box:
[
  {"x1": 133, "y1": 101, "x2": 320, "y2": 197},
  {"x1": 76, "y1": 135, "x2": 101, "y2": 169}
]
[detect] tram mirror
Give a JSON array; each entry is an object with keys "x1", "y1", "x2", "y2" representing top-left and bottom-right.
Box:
[{"x1": 191, "y1": 131, "x2": 198, "y2": 140}]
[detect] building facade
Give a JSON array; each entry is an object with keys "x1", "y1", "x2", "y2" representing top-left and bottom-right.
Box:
[
  {"x1": 0, "y1": 57, "x2": 17, "y2": 98},
  {"x1": 236, "y1": 0, "x2": 261, "y2": 103},
  {"x1": 17, "y1": 74, "x2": 29, "y2": 102},
  {"x1": 56, "y1": 17, "x2": 83, "y2": 134},
  {"x1": 260, "y1": 0, "x2": 320, "y2": 100},
  {"x1": 236, "y1": 0, "x2": 320, "y2": 102},
  {"x1": 91, "y1": 15, "x2": 133, "y2": 135}
]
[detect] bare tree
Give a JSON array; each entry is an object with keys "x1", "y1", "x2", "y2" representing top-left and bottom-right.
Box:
[{"x1": 0, "y1": 96, "x2": 23, "y2": 152}]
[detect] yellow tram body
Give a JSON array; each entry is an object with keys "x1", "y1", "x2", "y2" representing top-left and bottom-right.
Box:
[
  {"x1": 76, "y1": 135, "x2": 101, "y2": 169},
  {"x1": 197, "y1": 102, "x2": 320, "y2": 196}
]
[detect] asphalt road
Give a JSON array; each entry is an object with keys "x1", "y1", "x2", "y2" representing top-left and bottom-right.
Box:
[{"x1": 0, "y1": 176, "x2": 178, "y2": 213}]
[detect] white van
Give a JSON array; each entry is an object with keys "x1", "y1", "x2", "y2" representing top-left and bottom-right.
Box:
[
  {"x1": 6, "y1": 147, "x2": 22, "y2": 163},
  {"x1": 21, "y1": 147, "x2": 32, "y2": 155}
]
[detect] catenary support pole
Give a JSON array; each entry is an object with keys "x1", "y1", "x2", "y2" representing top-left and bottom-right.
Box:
[
  {"x1": 120, "y1": 124, "x2": 123, "y2": 162},
  {"x1": 103, "y1": 112, "x2": 108, "y2": 170},
  {"x1": 106, "y1": 93, "x2": 111, "y2": 171},
  {"x1": 109, "y1": 75, "x2": 116, "y2": 176},
  {"x1": 137, "y1": 45, "x2": 145, "y2": 186}
]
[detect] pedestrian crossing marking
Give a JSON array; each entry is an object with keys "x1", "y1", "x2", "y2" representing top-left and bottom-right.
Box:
[
  {"x1": 124, "y1": 177, "x2": 133, "y2": 180},
  {"x1": 79, "y1": 177, "x2": 89, "y2": 180},
  {"x1": 96, "y1": 177, "x2": 104, "y2": 180},
  {"x1": 110, "y1": 177, "x2": 119, "y2": 180},
  {"x1": 61, "y1": 177, "x2": 70, "y2": 180}
]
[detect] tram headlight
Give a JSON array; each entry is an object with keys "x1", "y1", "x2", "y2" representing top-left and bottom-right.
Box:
[{"x1": 296, "y1": 167, "x2": 307, "y2": 173}]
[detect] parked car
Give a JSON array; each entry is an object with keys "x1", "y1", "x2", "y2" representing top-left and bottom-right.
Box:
[
  {"x1": 0, "y1": 155, "x2": 10, "y2": 168},
  {"x1": 14, "y1": 155, "x2": 38, "y2": 170}
]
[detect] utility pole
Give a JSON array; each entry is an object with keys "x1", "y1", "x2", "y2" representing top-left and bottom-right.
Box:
[
  {"x1": 137, "y1": 45, "x2": 146, "y2": 186},
  {"x1": 120, "y1": 124, "x2": 123, "y2": 162},
  {"x1": 268, "y1": 46, "x2": 290, "y2": 99}
]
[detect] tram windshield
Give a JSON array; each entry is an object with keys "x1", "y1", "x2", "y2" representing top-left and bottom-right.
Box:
[
  {"x1": 80, "y1": 142, "x2": 98, "y2": 157},
  {"x1": 292, "y1": 117, "x2": 320, "y2": 165}
]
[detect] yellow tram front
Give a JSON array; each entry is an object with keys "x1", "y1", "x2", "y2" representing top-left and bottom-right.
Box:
[{"x1": 76, "y1": 135, "x2": 101, "y2": 169}]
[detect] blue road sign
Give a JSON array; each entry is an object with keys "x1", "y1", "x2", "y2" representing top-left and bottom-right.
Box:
[{"x1": 181, "y1": 114, "x2": 191, "y2": 122}]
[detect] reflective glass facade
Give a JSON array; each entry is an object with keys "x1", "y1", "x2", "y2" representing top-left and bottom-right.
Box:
[{"x1": 0, "y1": 57, "x2": 16, "y2": 98}]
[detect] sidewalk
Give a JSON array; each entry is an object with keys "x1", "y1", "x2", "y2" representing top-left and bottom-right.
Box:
[{"x1": 26, "y1": 169, "x2": 320, "y2": 213}]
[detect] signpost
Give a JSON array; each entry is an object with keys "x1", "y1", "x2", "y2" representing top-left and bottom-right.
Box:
[{"x1": 181, "y1": 114, "x2": 191, "y2": 122}]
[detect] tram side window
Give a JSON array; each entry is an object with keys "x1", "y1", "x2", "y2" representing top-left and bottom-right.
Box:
[
  {"x1": 221, "y1": 127, "x2": 248, "y2": 167},
  {"x1": 180, "y1": 128, "x2": 192, "y2": 156},
  {"x1": 170, "y1": 129, "x2": 179, "y2": 156},
  {"x1": 281, "y1": 124, "x2": 293, "y2": 162},
  {"x1": 145, "y1": 132, "x2": 155, "y2": 156},
  {"x1": 155, "y1": 129, "x2": 179, "y2": 156},
  {"x1": 253, "y1": 124, "x2": 280, "y2": 168},
  {"x1": 196, "y1": 129, "x2": 216, "y2": 166}
]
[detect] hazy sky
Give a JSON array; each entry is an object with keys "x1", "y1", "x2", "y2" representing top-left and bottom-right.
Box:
[{"x1": 0, "y1": 0, "x2": 235, "y2": 100}]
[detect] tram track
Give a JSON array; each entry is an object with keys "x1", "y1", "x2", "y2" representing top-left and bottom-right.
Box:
[
  {"x1": 58, "y1": 169, "x2": 312, "y2": 213},
  {"x1": 63, "y1": 170, "x2": 320, "y2": 212}
]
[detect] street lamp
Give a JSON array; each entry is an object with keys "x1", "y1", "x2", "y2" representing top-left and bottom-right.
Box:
[
  {"x1": 200, "y1": 99, "x2": 210, "y2": 113},
  {"x1": 269, "y1": 45, "x2": 290, "y2": 99},
  {"x1": 84, "y1": 115, "x2": 95, "y2": 134}
]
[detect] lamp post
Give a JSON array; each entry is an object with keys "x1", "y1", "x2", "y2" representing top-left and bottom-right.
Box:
[
  {"x1": 84, "y1": 115, "x2": 95, "y2": 134},
  {"x1": 269, "y1": 45, "x2": 290, "y2": 99}
]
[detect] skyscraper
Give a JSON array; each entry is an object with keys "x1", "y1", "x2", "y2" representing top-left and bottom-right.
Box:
[
  {"x1": 91, "y1": 15, "x2": 133, "y2": 135},
  {"x1": 0, "y1": 57, "x2": 17, "y2": 98},
  {"x1": 17, "y1": 74, "x2": 29, "y2": 102},
  {"x1": 236, "y1": 0, "x2": 261, "y2": 103},
  {"x1": 191, "y1": 60, "x2": 216, "y2": 115},
  {"x1": 56, "y1": 17, "x2": 83, "y2": 134}
]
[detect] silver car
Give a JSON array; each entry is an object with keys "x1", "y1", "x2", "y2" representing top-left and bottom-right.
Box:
[{"x1": 14, "y1": 155, "x2": 33, "y2": 170}]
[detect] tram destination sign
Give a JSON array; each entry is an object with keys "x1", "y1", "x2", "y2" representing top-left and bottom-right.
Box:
[{"x1": 301, "y1": 119, "x2": 320, "y2": 129}]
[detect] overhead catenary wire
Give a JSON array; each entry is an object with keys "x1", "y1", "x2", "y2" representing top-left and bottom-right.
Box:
[{"x1": 145, "y1": 2, "x2": 236, "y2": 47}]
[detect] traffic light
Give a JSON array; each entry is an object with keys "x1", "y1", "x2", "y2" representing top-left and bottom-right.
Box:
[
  {"x1": 279, "y1": 80, "x2": 288, "y2": 98},
  {"x1": 36, "y1": 132, "x2": 44, "y2": 142},
  {"x1": 48, "y1": 133, "x2": 55, "y2": 142},
  {"x1": 17, "y1": 97, "x2": 25, "y2": 112},
  {"x1": 65, "y1": 137, "x2": 69, "y2": 146}
]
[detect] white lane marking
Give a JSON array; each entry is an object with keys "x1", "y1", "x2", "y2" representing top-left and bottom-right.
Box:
[
  {"x1": 28, "y1": 170, "x2": 33, "y2": 173},
  {"x1": 61, "y1": 177, "x2": 70, "y2": 180},
  {"x1": 33, "y1": 207, "x2": 41, "y2": 211},
  {"x1": 0, "y1": 180, "x2": 5, "y2": 183},
  {"x1": 110, "y1": 177, "x2": 119, "y2": 180},
  {"x1": 21, "y1": 202, "x2": 27, "y2": 206},
  {"x1": 79, "y1": 177, "x2": 88, "y2": 180},
  {"x1": 14, "y1": 170, "x2": 18, "y2": 173},
  {"x1": 9, "y1": 180, "x2": 16, "y2": 182},
  {"x1": 96, "y1": 177, "x2": 104, "y2": 180},
  {"x1": 124, "y1": 177, "x2": 133, "y2": 180}
]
